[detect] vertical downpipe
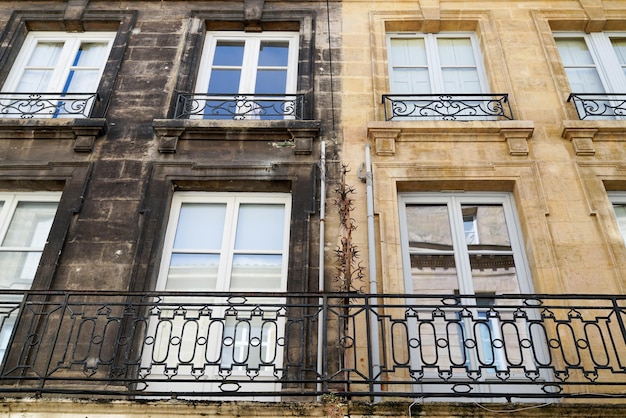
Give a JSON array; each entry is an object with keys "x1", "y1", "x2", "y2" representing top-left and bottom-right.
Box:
[
  {"x1": 365, "y1": 144, "x2": 382, "y2": 400},
  {"x1": 317, "y1": 140, "x2": 326, "y2": 397}
]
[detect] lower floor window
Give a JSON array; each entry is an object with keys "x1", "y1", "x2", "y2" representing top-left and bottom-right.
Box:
[
  {"x1": 141, "y1": 192, "x2": 291, "y2": 395},
  {"x1": 0, "y1": 192, "x2": 61, "y2": 361},
  {"x1": 398, "y1": 192, "x2": 540, "y2": 380}
]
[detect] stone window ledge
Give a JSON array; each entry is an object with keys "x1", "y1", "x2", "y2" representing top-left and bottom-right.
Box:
[
  {"x1": 0, "y1": 118, "x2": 108, "y2": 152},
  {"x1": 153, "y1": 119, "x2": 321, "y2": 154},
  {"x1": 561, "y1": 120, "x2": 626, "y2": 156},
  {"x1": 367, "y1": 120, "x2": 534, "y2": 156}
]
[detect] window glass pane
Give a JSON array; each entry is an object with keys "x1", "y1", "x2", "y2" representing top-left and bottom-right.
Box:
[
  {"x1": 255, "y1": 70, "x2": 287, "y2": 94},
  {"x1": 405, "y1": 204, "x2": 458, "y2": 294},
  {"x1": 64, "y1": 70, "x2": 101, "y2": 93},
  {"x1": 173, "y1": 203, "x2": 226, "y2": 250},
  {"x1": 207, "y1": 69, "x2": 241, "y2": 94},
  {"x1": 166, "y1": 253, "x2": 220, "y2": 291},
  {"x1": 27, "y1": 42, "x2": 63, "y2": 67},
  {"x1": 555, "y1": 38, "x2": 595, "y2": 65},
  {"x1": 391, "y1": 68, "x2": 431, "y2": 94},
  {"x1": 213, "y1": 41, "x2": 245, "y2": 66},
  {"x1": 258, "y1": 41, "x2": 289, "y2": 67},
  {"x1": 75, "y1": 42, "x2": 109, "y2": 67},
  {"x1": 230, "y1": 254, "x2": 282, "y2": 290},
  {"x1": 234, "y1": 204, "x2": 285, "y2": 250},
  {"x1": 441, "y1": 68, "x2": 481, "y2": 93},
  {"x1": 0, "y1": 251, "x2": 42, "y2": 288},
  {"x1": 613, "y1": 204, "x2": 626, "y2": 244},
  {"x1": 463, "y1": 205, "x2": 511, "y2": 250},
  {"x1": 564, "y1": 68, "x2": 604, "y2": 93},
  {"x1": 2, "y1": 202, "x2": 57, "y2": 247},
  {"x1": 390, "y1": 38, "x2": 427, "y2": 66},
  {"x1": 464, "y1": 204, "x2": 520, "y2": 295},
  {"x1": 611, "y1": 38, "x2": 626, "y2": 77},
  {"x1": 16, "y1": 70, "x2": 53, "y2": 92},
  {"x1": 437, "y1": 38, "x2": 476, "y2": 66}
]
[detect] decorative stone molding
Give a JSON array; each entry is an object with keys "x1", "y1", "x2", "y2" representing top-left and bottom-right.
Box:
[
  {"x1": 578, "y1": 0, "x2": 606, "y2": 32},
  {"x1": 500, "y1": 128, "x2": 533, "y2": 156},
  {"x1": 368, "y1": 128, "x2": 400, "y2": 156},
  {"x1": 64, "y1": 0, "x2": 89, "y2": 32},
  {"x1": 562, "y1": 120, "x2": 626, "y2": 156},
  {"x1": 562, "y1": 125, "x2": 597, "y2": 156},
  {"x1": 367, "y1": 120, "x2": 534, "y2": 156},
  {"x1": 152, "y1": 119, "x2": 320, "y2": 154},
  {"x1": 0, "y1": 118, "x2": 107, "y2": 152},
  {"x1": 72, "y1": 118, "x2": 108, "y2": 152}
]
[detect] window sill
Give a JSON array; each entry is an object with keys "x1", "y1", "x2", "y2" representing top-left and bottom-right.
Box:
[
  {"x1": 152, "y1": 119, "x2": 321, "y2": 154},
  {"x1": 367, "y1": 120, "x2": 534, "y2": 156},
  {"x1": 0, "y1": 118, "x2": 107, "y2": 152},
  {"x1": 561, "y1": 119, "x2": 626, "y2": 156}
]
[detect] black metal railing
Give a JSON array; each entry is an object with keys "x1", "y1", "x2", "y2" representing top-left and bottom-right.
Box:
[
  {"x1": 382, "y1": 94, "x2": 513, "y2": 121},
  {"x1": 174, "y1": 93, "x2": 305, "y2": 120},
  {"x1": 0, "y1": 93, "x2": 99, "y2": 118},
  {"x1": 567, "y1": 93, "x2": 626, "y2": 120},
  {"x1": 1, "y1": 291, "x2": 626, "y2": 400}
]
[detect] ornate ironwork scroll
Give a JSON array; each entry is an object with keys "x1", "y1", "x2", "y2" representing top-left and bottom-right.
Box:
[
  {"x1": 2, "y1": 291, "x2": 626, "y2": 400},
  {"x1": 568, "y1": 93, "x2": 626, "y2": 119},
  {"x1": 175, "y1": 93, "x2": 304, "y2": 120},
  {"x1": 382, "y1": 94, "x2": 513, "y2": 121},
  {"x1": 0, "y1": 93, "x2": 99, "y2": 118}
]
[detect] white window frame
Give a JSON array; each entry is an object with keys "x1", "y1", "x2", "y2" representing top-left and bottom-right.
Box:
[
  {"x1": 554, "y1": 32, "x2": 626, "y2": 93},
  {"x1": 386, "y1": 32, "x2": 490, "y2": 94},
  {"x1": 0, "y1": 192, "x2": 61, "y2": 363},
  {"x1": 195, "y1": 31, "x2": 299, "y2": 96},
  {"x1": 397, "y1": 192, "x2": 549, "y2": 400},
  {"x1": 144, "y1": 192, "x2": 292, "y2": 400},
  {"x1": 608, "y1": 192, "x2": 626, "y2": 246},
  {"x1": 3, "y1": 32, "x2": 115, "y2": 94},
  {"x1": 156, "y1": 192, "x2": 291, "y2": 293},
  {"x1": 398, "y1": 192, "x2": 532, "y2": 295}
]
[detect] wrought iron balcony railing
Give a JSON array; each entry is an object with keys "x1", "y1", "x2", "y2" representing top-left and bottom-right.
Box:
[
  {"x1": 567, "y1": 93, "x2": 626, "y2": 120},
  {"x1": 1, "y1": 291, "x2": 626, "y2": 400},
  {"x1": 382, "y1": 94, "x2": 513, "y2": 121},
  {"x1": 174, "y1": 93, "x2": 305, "y2": 120},
  {"x1": 0, "y1": 93, "x2": 99, "y2": 119}
]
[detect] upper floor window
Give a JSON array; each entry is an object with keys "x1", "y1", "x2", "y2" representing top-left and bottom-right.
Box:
[
  {"x1": 178, "y1": 31, "x2": 301, "y2": 120},
  {"x1": 384, "y1": 33, "x2": 511, "y2": 121},
  {"x1": 555, "y1": 32, "x2": 626, "y2": 119},
  {"x1": 387, "y1": 33, "x2": 487, "y2": 95},
  {"x1": 1, "y1": 32, "x2": 115, "y2": 119}
]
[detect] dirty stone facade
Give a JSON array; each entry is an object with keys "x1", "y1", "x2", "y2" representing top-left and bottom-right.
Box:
[{"x1": 1, "y1": 0, "x2": 626, "y2": 417}]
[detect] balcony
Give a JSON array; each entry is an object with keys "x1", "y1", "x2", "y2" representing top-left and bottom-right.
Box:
[
  {"x1": 0, "y1": 93, "x2": 99, "y2": 119},
  {"x1": 567, "y1": 93, "x2": 626, "y2": 120},
  {"x1": 382, "y1": 94, "x2": 513, "y2": 121},
  {"x1": 174, "y1": 93, "x2": 305, "y2": 120},
  {"x1": 0, "y1": 290, "x2": 625, "y2": 400}
]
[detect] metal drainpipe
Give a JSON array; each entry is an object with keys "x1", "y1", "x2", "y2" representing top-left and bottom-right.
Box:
[
  {"x1": 365, "y1": 143, "x2": 382, "y2": 401},
  {"x1": 317, "y1": 140, "x2": 326, "y2": 397}
]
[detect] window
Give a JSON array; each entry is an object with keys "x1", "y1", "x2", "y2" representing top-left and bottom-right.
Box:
[
  {"x1": 192, "y1": 31, "x2": 299, "y2": 120},
  {"x1": 608, "y1": 192, "x2": 626, "y2": 245},
  {"x1": 142, "y1": 192, "x2": 291, "y2": 397},
  {"x1": 555, "y1": 33, "x2": 626, "y2": 94},
  {"x1": 398, "y1": 193, "x2": 543, "y2": 390},
  {"x1": 0, "y1": 192, "x2": 61, "y2": 361},
  {"x1": 1, "y1": 32, "x2": 115, "y2": 118},
  {"x1": 387, "y1": 33, "x2": 488, "y2": 95}
]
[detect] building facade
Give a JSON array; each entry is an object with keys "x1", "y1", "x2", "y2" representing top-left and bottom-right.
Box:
[{"x1": 1, "y1": 0, "x2": 626, "y2": 417}]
